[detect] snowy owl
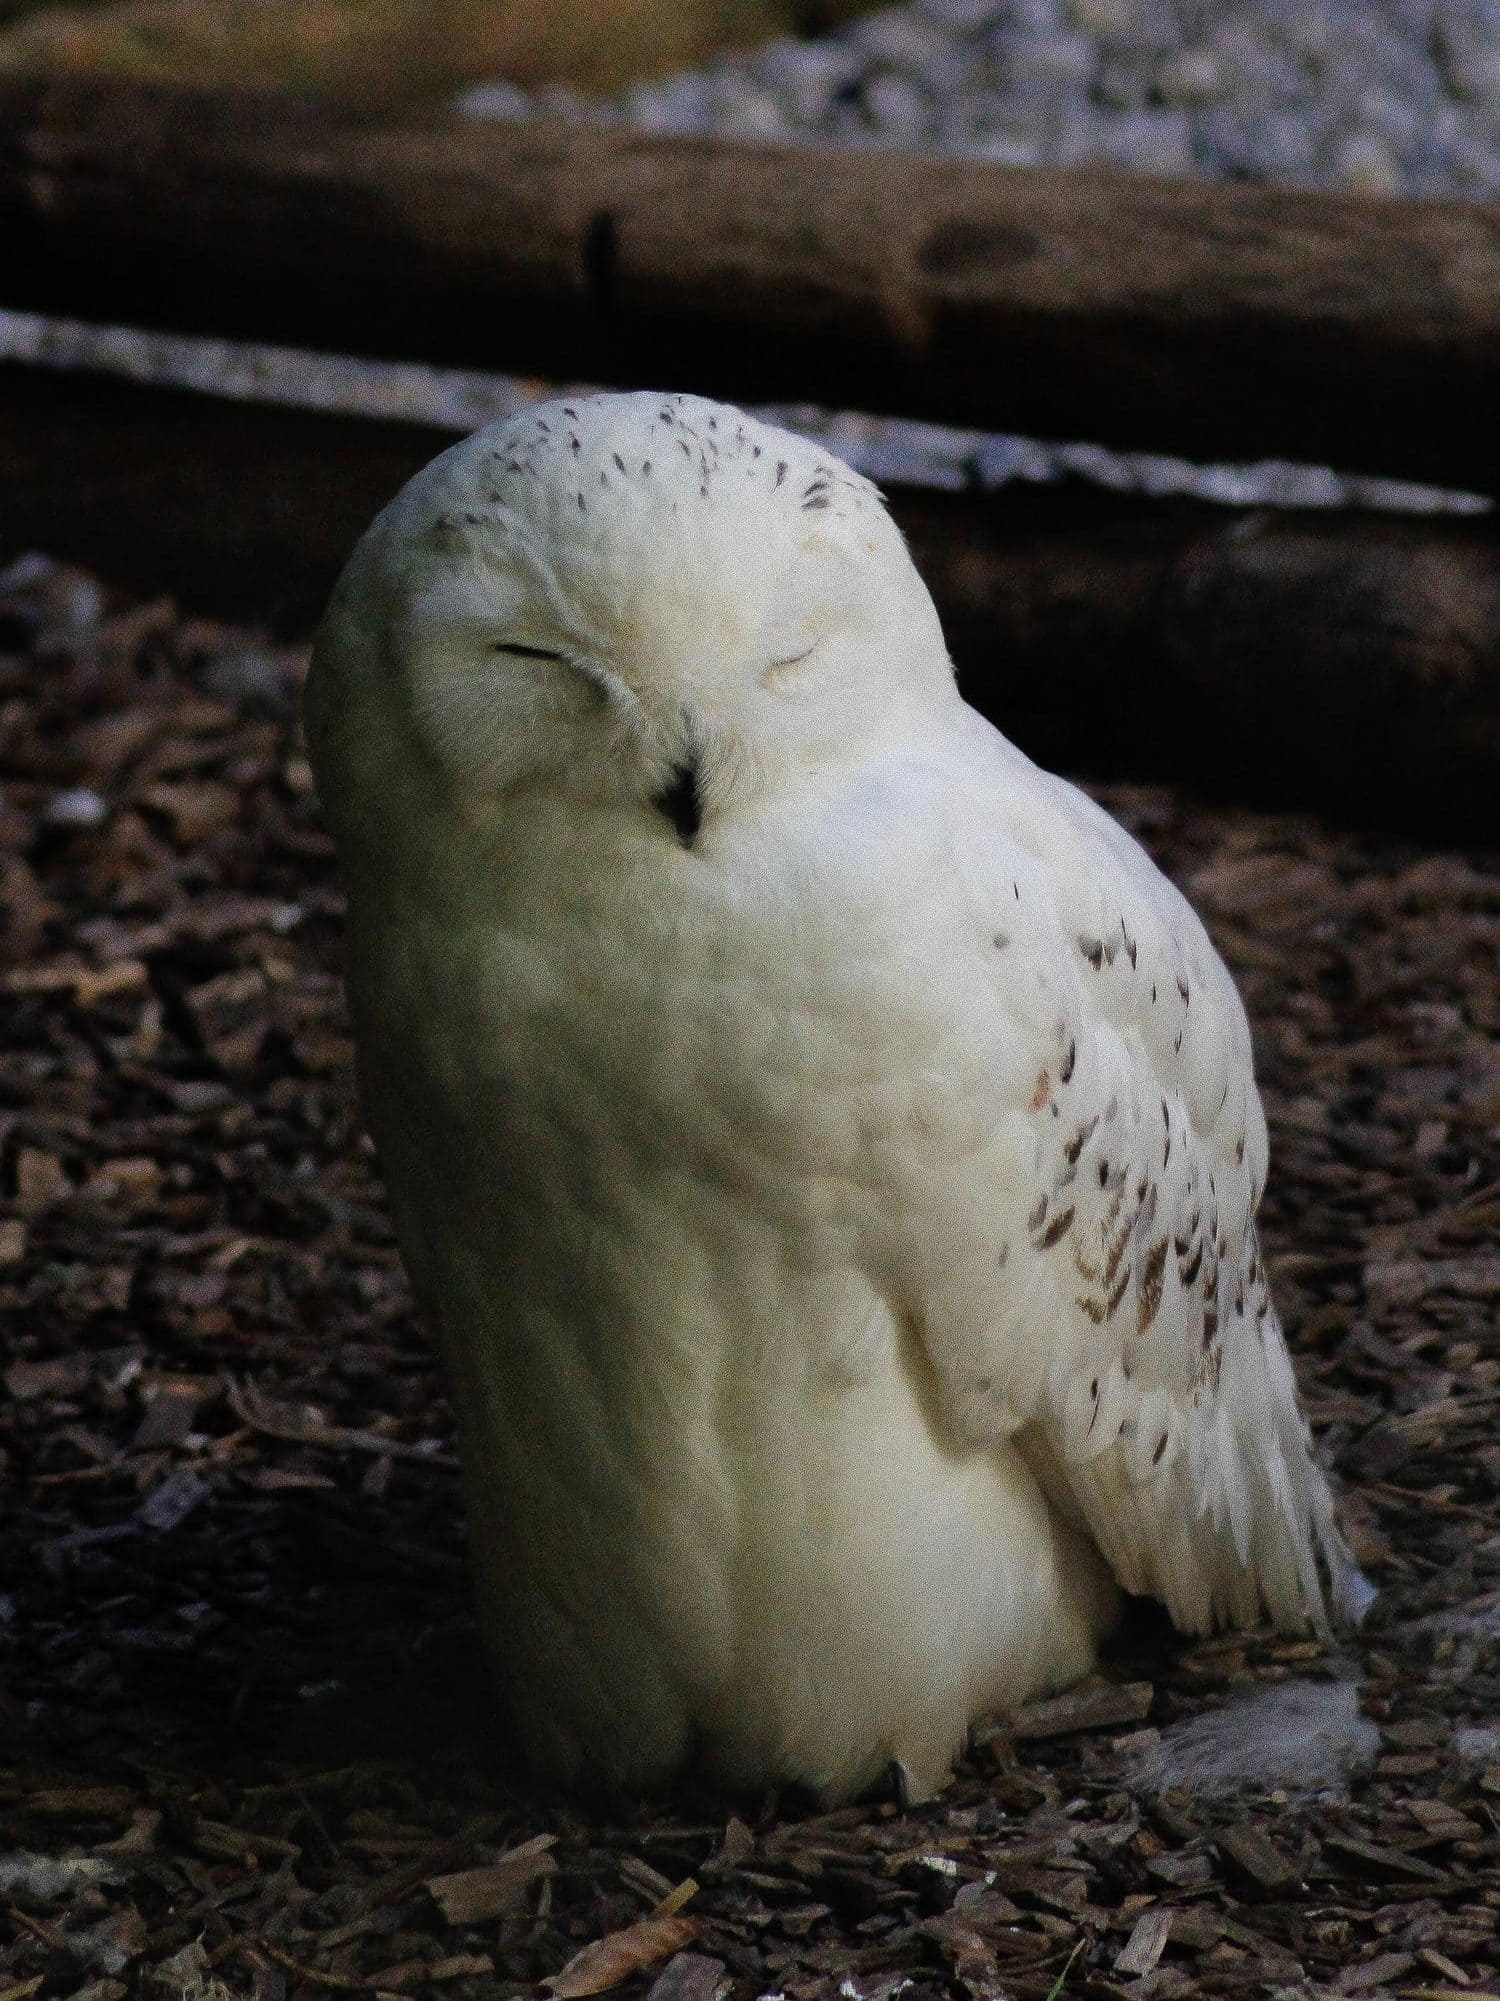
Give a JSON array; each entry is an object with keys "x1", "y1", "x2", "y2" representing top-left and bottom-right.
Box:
[{"x1": 306, "y1": 390, "x2": 1362, "y2": 1803}]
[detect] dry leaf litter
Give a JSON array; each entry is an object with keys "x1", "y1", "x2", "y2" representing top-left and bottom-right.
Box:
[{"x1": 1, "y1": 554, "x2": 1497, "y2": 1999}]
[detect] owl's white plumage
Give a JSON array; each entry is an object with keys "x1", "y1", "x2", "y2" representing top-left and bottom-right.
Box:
[{"x1": 307, "y1": 390, "x2": 1362, "y2": 1801}]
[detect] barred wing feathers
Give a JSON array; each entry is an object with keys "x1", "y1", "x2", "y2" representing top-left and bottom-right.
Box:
[{"x1": 891, "y1": 721, "x2": 1360, "y2": 1638}]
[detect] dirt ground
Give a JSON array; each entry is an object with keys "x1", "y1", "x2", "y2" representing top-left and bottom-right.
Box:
[{"x1": 1, "y1": 555, "x2": 1497, "y2": 2000}]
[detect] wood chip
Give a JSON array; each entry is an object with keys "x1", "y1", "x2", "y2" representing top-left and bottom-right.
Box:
[
  {"x1": 1333, "y1": 1950, "x2": 1416, "y2": 1992},
  {"x1": 23, "y1": 1786, "x2": 134, "y2": 1818},
  {"x1": 1324, "y1": 1833, "x2": 1452, "y2": 1884},
  {"x1": 227, "y1": 1380, "x2": 457, "y2": 1467},
  {"x1": 644, "y1": 1954, "x2": 731, "y2": 2001},
  {"x1": 426, "y1": 1834, "x2": 557, "y2": 1923},
  {"x1": 1113, "y1": 1908, "x2": 1172, "y2": 1977},
  {"x1": 1216, "y1": 1821, "x2": 1295, "y2": 1893},
  {"x1": 13, "y1": 1146, "x2": 71, "y2": 1214},
  {"x1": 544, "y1": 1916, "x2": 702, "y2": 2000},
  {"x1": 1010, "y1": 1681, "x2": 1154, "y2": 1740},
  {"x1": 1409, "y1": 1800, "x2": 1483, "y2": 1841}
]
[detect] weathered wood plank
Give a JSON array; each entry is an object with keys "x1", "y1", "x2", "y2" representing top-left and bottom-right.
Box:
[
  {"x1": 4, "y1": 76, "x2": 1500, "y2": 488},
  {"x1": 3, "y1": 360, "x2": 1498, "y2": 839}
]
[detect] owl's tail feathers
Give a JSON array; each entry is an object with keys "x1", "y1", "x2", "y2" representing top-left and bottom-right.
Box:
[{"x1": 1020, "y1": 1315, "x2": 1370, "y2": 1643}]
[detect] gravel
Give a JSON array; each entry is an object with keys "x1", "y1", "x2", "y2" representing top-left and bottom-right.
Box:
[
  {"x1": 464, "y1": 0, "x2": 1500, "y2": 198},
  {"x1": 5, "y1": 1, "x2": 1497, "y2": 518}
]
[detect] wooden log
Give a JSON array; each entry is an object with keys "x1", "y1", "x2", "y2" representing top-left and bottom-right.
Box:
[
  {"x1": 3, "y1": 76, "x2": 1500, "y2": 491},
  {"x1": 2, "y1": 358, "x2": 1498, "y2": 840}
]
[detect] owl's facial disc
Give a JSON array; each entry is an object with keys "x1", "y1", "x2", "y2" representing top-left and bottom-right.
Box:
[{"x1": 316, "y1": 391, "x2": 957, "y2": 822}]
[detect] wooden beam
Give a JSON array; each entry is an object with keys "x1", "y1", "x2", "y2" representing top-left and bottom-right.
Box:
[
  {"x1": 4, "y1": 359, "x2": 1497, "y2": 839},
  {"x1": 3, "y1": 76, "x2": 1500, "y2": 491}
]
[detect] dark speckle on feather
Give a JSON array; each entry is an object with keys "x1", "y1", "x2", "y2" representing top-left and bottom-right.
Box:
[
  {"x1": 1136, "y1": 1239, "x2": 1168, "y2": 1333},
  {"x1": 1107, "y1": 1262, "x2": 1131, "y2": 1317},
  {"x1": 1063, "y1": 1115, "x2": 1096, "y2": 1165},
  {"x1": 1037, "y1": 1206, "x2": 1075, "y2": 1249}
]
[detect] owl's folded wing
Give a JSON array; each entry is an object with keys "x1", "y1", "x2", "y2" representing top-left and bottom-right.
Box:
[{"x1": 881, "y1": 747, "x2": 1362, "y2": 1637}]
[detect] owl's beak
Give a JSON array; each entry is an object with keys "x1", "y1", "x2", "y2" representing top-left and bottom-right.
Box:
[{"x1": 650, "y1": 757, "x2": 702, "y2": 846}]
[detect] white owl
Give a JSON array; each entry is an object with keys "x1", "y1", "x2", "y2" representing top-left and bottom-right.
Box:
[{"x1": 306, "y1": 391, "x2": 1363, "y2": 1803}]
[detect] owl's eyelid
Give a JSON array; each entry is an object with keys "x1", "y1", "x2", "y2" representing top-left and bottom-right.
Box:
[
  {"x1": 769, "y1": 640, "x2": 820, "y2": 670},
  {"x1": 493, "y1": 640, "x2": 566, "y2": 661}
]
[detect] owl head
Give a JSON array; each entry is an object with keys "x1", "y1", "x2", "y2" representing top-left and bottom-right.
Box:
[{"x1": 307, "y1": 392, "x2": 955, "y2": 848}]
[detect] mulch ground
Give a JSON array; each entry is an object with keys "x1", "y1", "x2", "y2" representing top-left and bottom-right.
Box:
[{"x1": 1, "y1": 554, "x2": 1497, "y2": 2001}]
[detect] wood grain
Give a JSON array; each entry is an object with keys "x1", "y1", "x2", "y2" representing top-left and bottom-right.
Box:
[
  {"x1": 4, "y1": 76, "x2": 1500, "y2": 487},
  {"x1": 6, "y1": 359, "x2": 1497, "y2": 837}
]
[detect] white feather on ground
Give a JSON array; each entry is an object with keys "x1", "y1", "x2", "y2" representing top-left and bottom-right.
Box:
[{"x1": 1125, "y1": 1680, "x2": 1379, "y2": 1800}]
